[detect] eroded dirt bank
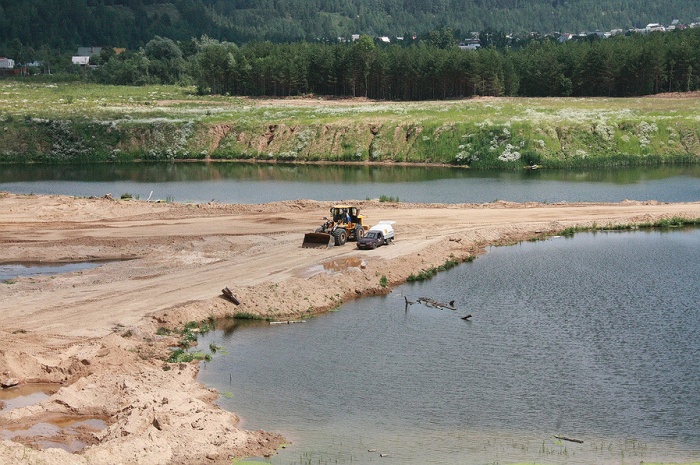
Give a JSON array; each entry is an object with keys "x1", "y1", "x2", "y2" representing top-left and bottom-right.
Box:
[{"x1": 1, "y1": 192, "x2": 699, "y2": 464}]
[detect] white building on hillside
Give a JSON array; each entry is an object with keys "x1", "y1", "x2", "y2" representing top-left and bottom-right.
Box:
[
  {"x1": 0, "y1": 57, "x2": 15, "y2": 69},
  {"x1": 645, "y1": 23, "x2": 666, "y2": 33},
  {"x1": 72, "y1": 56, "x2": 90, "y2": 66}
]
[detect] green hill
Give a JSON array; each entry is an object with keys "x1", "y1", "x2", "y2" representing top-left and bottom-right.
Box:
[{"x1": 1, "y1": 0, "x2": 699, "y2": 52}]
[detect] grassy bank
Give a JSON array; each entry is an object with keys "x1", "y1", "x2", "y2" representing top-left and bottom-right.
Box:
[{"x1": 1, "y1": 81, "x2": 700, "y2": 168}]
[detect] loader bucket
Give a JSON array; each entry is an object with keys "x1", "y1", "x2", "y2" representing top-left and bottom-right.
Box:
[{"x1": 302, "y1": 232, "x2": 334, "y2": 248}]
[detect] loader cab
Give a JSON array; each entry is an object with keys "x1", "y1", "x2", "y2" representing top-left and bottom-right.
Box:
[{"x1": 330, "y1": 206, "x2": 360, "y2": 224}]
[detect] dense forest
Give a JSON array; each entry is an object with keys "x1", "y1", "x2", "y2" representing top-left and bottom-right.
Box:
[
  {"x1": 1, "y1": 0, "x2": 699, "y2": 52},
  {"x1": 2, "y1": 1, "x2": 700, "y2": 100},
  {"x1": 87, "y1": 29, "x2": 700, "y2": 99}
]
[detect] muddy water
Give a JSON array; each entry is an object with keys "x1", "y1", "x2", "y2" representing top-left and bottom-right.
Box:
[
  {"x1": 298, "y1": 257, "x2": 367, "y2": 279},
  {"x1": 0, "y1": 384, "x2": 60, "y2": 412},
  {"x1": 1, "y1": 384, "x2": 107, "y2": 452},
  {"x1": 197, "y1": 229, "x2": 700, "y2": 464}
]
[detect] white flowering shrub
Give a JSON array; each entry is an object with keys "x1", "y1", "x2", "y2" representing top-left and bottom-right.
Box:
[
  {"x1": 454, "y1": 150, "x2": 479, "y2": 164},
  {"x1": 638, "y1": 121, "x2": 658, "y2": 135},
  {"x1": 498, "y1": 144, "x2": 521, "y2": 162},
  {"x1": 594, "y1": 123, "x2": 614, "y2": 141}
]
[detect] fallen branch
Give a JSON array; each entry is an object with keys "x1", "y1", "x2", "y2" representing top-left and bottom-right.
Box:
[
  {"x1": 221, "y1": 287, "x2": 240, "y2": 305},
  {"x1": 417, "y1": 297, "x2": 456, "y2": 310},
  {"x1": 554, "y1": 435, "x2": 584, "y2": 444},
  {"x1": 404, "y1": 295, "x2": 416, "y2": 311}
]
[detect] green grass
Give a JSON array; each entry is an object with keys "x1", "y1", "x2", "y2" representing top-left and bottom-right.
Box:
[
  {"x1": 160, "y1": 318, "x2": 222, "y2": 363},
  {"x1": 230, "y1": 311, "x2": 265, "y2": 320},
  {"x1": 561, "y1": 217, "x2": 700, "y2": 237},
  {"x1": 1, "y1": 81, "x2": 699, "y2": 167},
  {"x1": 407, "y1": 255, "x2": 473, "y2": 282},
  {"x1": 166, "y1": 348, "x2": 212, "y2": 363}
]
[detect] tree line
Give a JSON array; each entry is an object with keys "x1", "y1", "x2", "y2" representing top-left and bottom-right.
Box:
[{"x1": 86, "y1": 29, "x2": 700, "y2": 99}]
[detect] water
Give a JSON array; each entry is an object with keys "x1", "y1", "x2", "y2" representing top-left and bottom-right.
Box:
[
  {"x1": 0, "y1": 384, "x2": 60, "y2": 412},
  {"x1": 196, "y1": 229, "x2": 700, "y2": 464},
  {"x1": 0, "y1": 262, "x2": 104, "y2": 282},
  {"x1": 1, "y1": 163, "x2": 699, "y2": 203}
]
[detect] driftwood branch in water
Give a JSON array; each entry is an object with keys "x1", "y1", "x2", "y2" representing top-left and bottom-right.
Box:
[
  {"x1": 417, "y1": 296, "x2": 456, "y2": 310},
  {"x1": 404, "y1": 295, "x2": 416, "y2": 311},
  {"x1": 221, "y1": 287, "x2": 240, "y2": 305},
  {"x1": 554, "y1": 435, "x2": 584, "y2": 444}
]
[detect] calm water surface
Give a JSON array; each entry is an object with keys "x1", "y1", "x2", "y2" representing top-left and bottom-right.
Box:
[
  {"x1": 197, "y1": 229, "x2": 700, "y2": 465},
  {"x1": 1, "y1": 163, "x2": 699, "y2": 203},
  {"x1": 0, "y1": 262, "x2": 104, "y2": 282}
]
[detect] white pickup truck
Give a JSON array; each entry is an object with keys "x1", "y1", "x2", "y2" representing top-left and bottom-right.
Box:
[{"x1": 357, "y1": 221, "x2": 395, "y2": 249}]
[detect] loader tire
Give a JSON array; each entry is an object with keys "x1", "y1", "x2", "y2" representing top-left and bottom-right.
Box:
[{"x1": 333, "y1": 229, "x2": 347, "y2": 246}]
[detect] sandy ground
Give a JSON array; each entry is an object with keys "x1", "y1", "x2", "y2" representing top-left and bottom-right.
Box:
[{"x1": 1, "y1": 191, "x2": 699, "y2": 464}]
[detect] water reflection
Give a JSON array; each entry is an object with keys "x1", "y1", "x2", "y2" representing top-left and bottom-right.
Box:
[{"x1": 1, "y1": 163, "x2": 699, "y2": 203}]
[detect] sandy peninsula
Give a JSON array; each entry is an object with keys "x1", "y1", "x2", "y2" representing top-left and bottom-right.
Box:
[{"x1": 1, "y1": 192, "x2": 698, "y2": 464}]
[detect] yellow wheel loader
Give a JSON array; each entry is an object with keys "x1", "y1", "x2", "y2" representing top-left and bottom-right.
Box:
[{"x1": 302, "y1": 205, "x2": 369, "y2": 248}]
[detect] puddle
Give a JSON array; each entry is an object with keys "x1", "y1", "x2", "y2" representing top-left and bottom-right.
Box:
[
  {"x1": 299, "y1": 257, "x2": 366, "y2": 278},
  {"x1": 0, "y1": 383, "x2": 61, "y2": 412},
  {"x1": 1, "y1": 384, "x2": 107, "y2": 452},
  {"x1": 0, "y1": 261, "x2": 108, "y2": 282},
  {"x1": 49, "y1": 417, "x2": 108, "y2": 430},
  {"x1": 2, "y1": 422, "x2": 62, "y2": 439},
  {"x1": 1, "y1": 416, "x2": 108, "y2": 453}
]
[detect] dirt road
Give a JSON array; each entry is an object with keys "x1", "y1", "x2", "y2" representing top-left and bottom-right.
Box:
[{"x1": 1, "y1": 192, "x2": 698, "y2": 464}]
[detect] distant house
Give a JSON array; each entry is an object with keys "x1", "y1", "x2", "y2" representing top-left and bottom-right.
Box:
[
  {"x1": 72, "y1": 56, "x2": 90, "y2": 66},
  {"x1": 379, "y1": 36, "x2": 390, "y2": 43},
  {"x1": 458, "y1": 40, "x2": 481, "y2": 51},
  {"x1": 558, "y1": 33, "x2": 573, "y2": 43},
  {"x1": 0, "y1": 57, "x2": 15, "y2": 69},
  {"x1": 645, "y1": 23, "x2": 666, "y2": 33},
  {"x1": 668, "y1": 20, "x2": 685, "y2": 31},
  {"x1": 77, "y1": 47, "x2": 103, "y2": 57}
]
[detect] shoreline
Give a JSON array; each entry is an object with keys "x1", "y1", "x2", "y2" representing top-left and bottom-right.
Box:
[
  {"x1": 1, "y1": 155, "x2": 698, "y2": 170},
  {"x1": 1, "y1": 192, "x2": 699, "y2": 464}
]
